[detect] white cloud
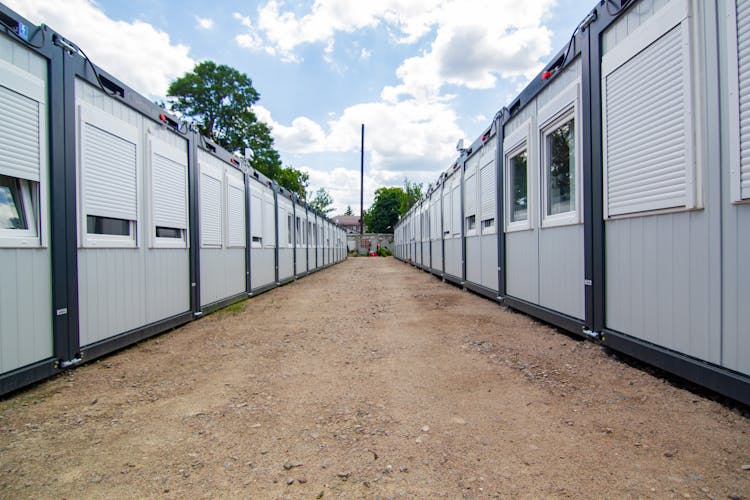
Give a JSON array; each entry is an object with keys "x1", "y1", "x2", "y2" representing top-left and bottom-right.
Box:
[
  {"x1": 195, "y1": 16, "x2": 215, "y2": 30},
  {"x1": 235, "y1": 0, "x2": 554, "y2": 99},
  {"x1": 5, "y1": 0, "x2": 195, "y2": 98},
  {"x1": 302, "y1": 166, "x2": 375, "y2": 215},
  {"x1": 359, "y1": 48, "x2": 371, "y2": 61},
  {"x1": 233, "y1": 0, "x2": 440, "y2": 62},
  {"x1": 254, "y1": 105, "x2": 327, "y2": 154},
  {"x1": 255, "y1": 98, "x2": 465, "y2": 208}
]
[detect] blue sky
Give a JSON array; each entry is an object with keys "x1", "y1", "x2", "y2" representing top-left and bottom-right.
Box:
[{"x1": 7, "y1": 0, "x2": 595, "y2": 213}]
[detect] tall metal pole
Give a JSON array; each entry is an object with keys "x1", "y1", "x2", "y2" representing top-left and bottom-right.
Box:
[{"x1": 359, "y1": 123, "x2": 364, "y2": 236}]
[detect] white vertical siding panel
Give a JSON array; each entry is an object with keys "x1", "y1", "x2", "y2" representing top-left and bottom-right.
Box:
[
  {"x1": 251, "y1": 248, "x2": 276, "y2": 289},
  {"x1": 506, "y1": 231, "x2": 538, "y2": 303},
  {"x1": 480, "y1": 236, "x2": 498, "y2": 292},
  {"x1": 465, "y1": 237, "x2": 480, "y2": 284},
  {"x1": 538, "y1": 226, "x2": 584, "y2": 319},
  {"x1": 145, "y1": 250, "x2": 189, "y2": 322},
  {"x1": 605, "y1": 212, "x2": 719, "y2": 364}
]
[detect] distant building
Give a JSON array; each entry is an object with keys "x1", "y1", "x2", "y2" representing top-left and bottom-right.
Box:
[{"x1": 333, "y1": 215, "x2": 363, "y2": 234}]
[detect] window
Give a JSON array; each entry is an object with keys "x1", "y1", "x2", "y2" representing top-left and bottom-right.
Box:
[
  {"x1": 602, "y1": 0, "x2": 698, "y2": 217},
  {"x1": 509, "y1": 149, "x2": 528, "y2": 223},
  {"x1": 88, "y1": 215, "x2": 129, "y2": 236},
  {"x1": 200, "y1": 170, "x2": 223, "y2": 248},
  {"x1": 0, "y1": 61, "x2": 45, "y2": 247},
  {"x1": 479, "y1": 143, "x2": 497, "y2": 235},
  {"x1": 728, "y1": 0, "x2": 750, "y2": 202},
  {"x1": 296, "y1": 216, "x2": 301, "y2": 245},
  {"x1": 287, "y1": 213, "x2": 293, "y2": 246},
  {"x1": 226, "y1": 172, "x2": 245, "y2": 248},
  {"x1": 544, "y1": 118, "x2": 574, "y2": 215},
  {"x1": 156, "y1": 226, "x2": 182, "y2": 238},
  {"x1": 0, "y1": 175, "x2": 33, "y2": 231},
  {"x1": 250, "y1": 191, "x2": 263, "y2": 248},
  {"x1": 482, "y1": 218, "x2": 495, "y2": 230},
  {"x1": 79, "y1": 102, "x2": 138, "y2": 247},
  {"x1": 150, "y1": 138, "x2": 188, "y2": 247},
  {"x1": 466, "y1": 215, "x2": 476, "y2": 231}
]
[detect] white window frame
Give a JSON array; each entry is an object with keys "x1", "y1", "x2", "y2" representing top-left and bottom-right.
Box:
[
  {"x1": 78, "y1": 102, "x2": 139, "y2": 249},
  {"x1": 0, "y1": 61, "x2": 47, "y2": 248},
  {"x1": 250, "y1": 183, "x2": 263, "y2": 249},
  {"x1": 148, "y1": 136, "x2": 189, "y2": 249},
  {"x1": 504, "y1": 120, "x2": 532, "y2": 232},
  {"x1": 726, "y1": 0, "x2": 750, "y2": 203},
  {"x1": 601, "y1": 0, "x2": 702, "y2": 218},
  {"x1": 538, "y1": 81, "x2": 582, "y2": 228}
]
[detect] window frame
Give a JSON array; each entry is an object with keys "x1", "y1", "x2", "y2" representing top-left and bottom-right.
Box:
[
  {"x1": 504, "y1": 120, "x2": 532, "y2": 232},
  {"x1": 148, "y1": 136, "x2": 189, "y2": 249},
  {"x1": 726, "y1": 0, "x2": 750, "y2": 204},
  {"x1": 538, "y1": 81, "x2": 581, "y2": 228},
  {"x1": 0, "y1": 65, "x2": 47, "y2": 248},
  {"x1": 78, "y1": 102, "x2": 139, "y2": 249},
  {"x1": 601, "y1": 0, "x2": 701, "y2": 218}
]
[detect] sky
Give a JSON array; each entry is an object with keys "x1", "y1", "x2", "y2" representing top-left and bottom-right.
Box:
[{"x1": 6, "y1": 0, "x2": 595, "y2": 214}]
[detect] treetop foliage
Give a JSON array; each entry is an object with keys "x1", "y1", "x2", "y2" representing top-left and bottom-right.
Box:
[{"x1": 165, "y1": 61, "x2": 308, "y2": 199}]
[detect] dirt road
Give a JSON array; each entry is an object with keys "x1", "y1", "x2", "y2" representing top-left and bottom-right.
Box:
[{"x1": 1, "y1": 257, "x2": 748, "y2": 498}]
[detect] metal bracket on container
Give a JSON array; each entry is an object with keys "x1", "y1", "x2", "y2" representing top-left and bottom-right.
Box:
[{"x1": 581, "y1": 329, "x2": 601, "y2": 341}]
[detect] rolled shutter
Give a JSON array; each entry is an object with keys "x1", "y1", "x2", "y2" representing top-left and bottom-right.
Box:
[
  {"x1": 199, "y1": 157, "x2": 223, "y2": 247},
  {"x1": 480, "y1": 162, "x2": 496, "y2": 221},
  {"x1": 737, "y1": 0, "x2": 750, "y2": 199},
  {"x1": 451, "y1": 181, "x2": 461, "y2": 235},
  {"x1": 80, "y1": 105, "x2": 138, "y2": 221},
  {"x1": 0, "y1": 88, "x2": 40, "y2": 182},
  {"x1": 151, "y1": 139, "x2": 187, "y2": 230},
  {"x1": 603, "y1": 16, "x2": 691, "y2": 216},
  {"x1": 226, "y1": 171, "x2": 245, "y2": 248},
  {"x1": 263, "y1": 192, "x2": 275, "y2": 246},
  {"x1": 250, "y1": 189, "x2": 262, "y2": 239}
]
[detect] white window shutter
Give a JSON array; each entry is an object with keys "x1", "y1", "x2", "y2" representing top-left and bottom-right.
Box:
[
  {"x1": 151, "y1": 139, "x2": 187, "y2": 230},
  {"x1": 0, "y1": 85, "x2": 41, "y2": 182},
  {"x1": 200, "y1": 172, "x2": 222, "y2": 247},
  {"x1": 736, "y1": 0, "x2": 750, "y2": 199},
  {"x1": 80, "y1": 105, "x2": 138, "y2": 221},
  {"x1": 250, "y1": 192, "x2": 262, "y2": 239},
  {"x1": 226, "y1": 172, "x2": 245, "y2": 248},
  {"x1": 480, "y1": 162, "x2": 496, "y2": 221},
  {"x1": 263, "y1": 194, "x2": 275, "y2": 246},
  {"x1": 451, "y1": 183, "x2": 461, "y2": 235},
  {"x1": 603, "y1": 22, "x2": 691, "y2": 216}
]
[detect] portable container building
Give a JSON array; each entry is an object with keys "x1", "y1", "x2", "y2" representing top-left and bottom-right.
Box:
[
  {"x1": 428, "y1": 185, "x2": 442, "y2": 276},
  {"x1": 463, "y1": 128, "x2": 499, "y2": 299},
  {"x1": 415, "y1": 201, "x2": 425, "y2": 268},
  {"x1": 442, "y1": 166, "x2": 463, "y2": 284},
  {"x1": 395, "y1": 0, "x2": 750, "y2": 404},
  {"x1": 248, "y1": 171, "x2": 277, "y2": 295},
  {"x1": 277, "y1": 190, "x2": 295, "y2": 284},
  {"x1": 0, "y1": 3, "x2": 346, "y2": 396},
  {"x1": 0, "y1": 15, "x2": 54, "y2": 389},
  {"x1": 294, "y1": 199, "x2": 308, "y2": 277},
  {"x1": 501, "y1": 52, "x2": 585, "y2": 325},
  {"x1": 197, "y1": 146, "x2": 247, "y2": 311}
]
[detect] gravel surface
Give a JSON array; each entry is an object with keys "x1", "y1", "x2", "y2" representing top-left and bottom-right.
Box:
[{"x1": 1, "y1": 256, "x2": 748, "y2": 498}]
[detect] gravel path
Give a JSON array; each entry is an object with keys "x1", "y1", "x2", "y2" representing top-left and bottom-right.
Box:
[{"x1": 1, "y1": 257, "x2": 748, "y2": 498}]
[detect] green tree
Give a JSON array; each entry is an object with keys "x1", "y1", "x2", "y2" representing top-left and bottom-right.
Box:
[
  {"x1": 365, "y1": 187, "x2": 405, "y2": 233},
  {"x1": 166, "y1": 60, "x2": 309, "y2": 198},
  {"x1": 309, "y1": 187, "x2": 334, "y2": 214},
  {"x1": 278, "y1": 166, "x2": 309, "y2": 200},
  {"x1": 344, "y1": 205, "x2": 354, "y2": 216},
  {"x1": 400, "y1": 178, "x2": 423, "y2": 216}
]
